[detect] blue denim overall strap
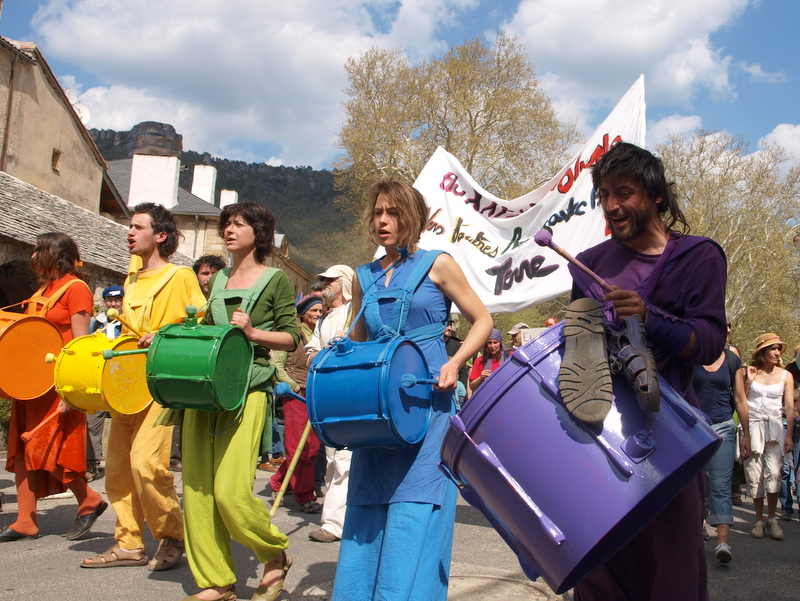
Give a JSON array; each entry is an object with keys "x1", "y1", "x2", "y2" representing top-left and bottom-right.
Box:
[{"x1": 356, "y1": 250, "x2": 444, "y2": 344}]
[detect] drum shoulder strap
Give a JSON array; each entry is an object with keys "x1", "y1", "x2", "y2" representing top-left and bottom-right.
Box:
[
  {"x1": 359, "y1": 249, "x2": 443, "y2": 340},
  {"x1": 208, "y1": 267, "x2": 280, "y2": 326},
  {"x1": 124, "y1": 265, "x2": 184, "y2": 332},
  {"x1": 25, "y1": 277, "x2": 90, "y2": 317}
]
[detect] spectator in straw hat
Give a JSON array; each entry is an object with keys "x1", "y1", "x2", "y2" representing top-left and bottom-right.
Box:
[{"x1": 734, "y1": 333, "x2": 794, "y2": 540}]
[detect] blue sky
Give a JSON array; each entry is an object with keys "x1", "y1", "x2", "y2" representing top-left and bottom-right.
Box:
[{"x1": 1, "y1": 0, "x2": 797, "y2": 170}]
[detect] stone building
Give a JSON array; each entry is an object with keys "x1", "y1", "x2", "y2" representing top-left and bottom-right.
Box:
[{"x1": 0, "y1": 37, "x2": 175, "y2": 306}]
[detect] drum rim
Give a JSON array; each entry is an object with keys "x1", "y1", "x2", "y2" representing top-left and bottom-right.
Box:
[{"x1": 0, "y1": 314, "x2": 63, "y2": 400}]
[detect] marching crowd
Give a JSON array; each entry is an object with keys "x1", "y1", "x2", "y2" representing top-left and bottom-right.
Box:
[{"x1": 0, "y1": 142, "x2": 789, "y2": 601}]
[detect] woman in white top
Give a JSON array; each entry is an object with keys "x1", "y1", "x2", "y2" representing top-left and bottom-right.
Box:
[{"x1": 734, "y1": 333, "x2": 795, "y2": 540}]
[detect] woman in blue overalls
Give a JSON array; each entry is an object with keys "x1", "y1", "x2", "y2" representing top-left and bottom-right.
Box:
[{"x1": 332, "y1": 179, "x2": 493, "y2": 600}]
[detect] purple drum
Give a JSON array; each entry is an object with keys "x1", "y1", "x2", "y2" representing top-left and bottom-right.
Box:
[{"x1": 439, "y1": 323, "x2": 721, "y2": 594}]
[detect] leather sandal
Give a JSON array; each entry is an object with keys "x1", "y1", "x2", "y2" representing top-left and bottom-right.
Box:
[
  {"x1": 181, "y1": 585, "x2": 236, "y2": 601},
  {"x1": 81, "y1": 545, "x2": 148, "y2": 568},
  {"x1": 607, "y1": 314, "x2": 659, "y2": 412},
  {"x1": 252, "y1": 550, "x2": 292, "y2": 601},
  {"x1": 148, "y1": 536, "x2": 183, "y2": 571}
]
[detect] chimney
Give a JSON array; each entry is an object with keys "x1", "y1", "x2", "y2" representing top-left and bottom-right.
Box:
[
  {"x1": 219, "y1": 189, "x2": 238, "y2": 209},
  {"x1": 128, "y1": 154, "x2": 180, "y2": 209},
  {"x1": 191, "y1": 165, "x2": 217, "y2": 204}
]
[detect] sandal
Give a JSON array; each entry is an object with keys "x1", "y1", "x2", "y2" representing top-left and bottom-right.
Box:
[
  {"x1": 81, "y1": 545, "x2": 148, "y2": 568},
  {"x1": 181, "y1": 585, "x2": 236, "y2": 601},
  {"x1": 300, "y1": 500, "x2": 322, "y2": 514},
  {"x1": 148, "y1": 536, "x2": 184, "y2": 571},
  {"x1": 252, "y1": 551, "x2": 293, "y2": 601}
]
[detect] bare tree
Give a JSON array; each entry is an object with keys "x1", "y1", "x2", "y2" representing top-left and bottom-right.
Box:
[
  {"x1": 334, "y1": 33, "x2": 579, "y2": 215},
  {"x1": 658, "y1": 131, "x2": 800, "y2": 356}
]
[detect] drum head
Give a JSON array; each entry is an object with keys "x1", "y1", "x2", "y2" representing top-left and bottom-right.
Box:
[
  {"x1": 384, "y1": 340, "x2": 432, "y2": 444},
  {"x1": 102, "y1": 337, "x2": 151, "y2": 413},
  {"x1": 0, "y1": 315, "x2": 63, "y2": 400},
  {"x1": 212, "y1": 329, "x2": 252, "y2": 411}
]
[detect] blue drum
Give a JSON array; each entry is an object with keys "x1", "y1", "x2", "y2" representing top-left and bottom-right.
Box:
[
  {"x1": 307, "y1": 336, "x2": 433, "y2": 449},
  {"x1": 439, "y1": 322, "x2": 721, "y2": 594}
]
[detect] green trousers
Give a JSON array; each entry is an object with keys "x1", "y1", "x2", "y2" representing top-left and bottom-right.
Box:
[{"x1": 182, "y1": 391, "x2": 289, "y2": 588}]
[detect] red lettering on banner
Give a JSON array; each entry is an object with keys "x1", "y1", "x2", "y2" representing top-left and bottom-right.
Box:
[{"x1": 554, "y1": 134, "x2": 623, "y2": 195}]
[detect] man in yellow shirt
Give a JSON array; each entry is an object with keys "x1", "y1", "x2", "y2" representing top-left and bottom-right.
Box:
[{"x1": 82, "y1": 203, "x2": 206, "y2": 571}]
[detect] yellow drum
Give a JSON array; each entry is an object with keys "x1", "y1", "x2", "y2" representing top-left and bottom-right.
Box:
[
  {"x1": 0, "y1": 310, "x2": 64, "y2": 401},
  {"x1": 53, "y1": 332, "x2": 151, "y2": 414}
]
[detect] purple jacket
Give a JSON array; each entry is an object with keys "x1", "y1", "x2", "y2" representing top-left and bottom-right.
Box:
[{"x1": 570, "y1": 233, "x2": 727, "y2": 408}]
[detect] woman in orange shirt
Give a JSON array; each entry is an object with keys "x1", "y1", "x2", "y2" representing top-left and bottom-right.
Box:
[{"x1": 1, "y1": 233, "x2": 107, "y2": 543}]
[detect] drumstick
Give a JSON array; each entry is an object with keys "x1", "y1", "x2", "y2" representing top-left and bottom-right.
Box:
[
  {"x1": 400, "y1": 374, "x2": 439, "y2": 388},
  {"x1": 534, "y1": 230, "x2": 613, "y2": 293},
  {"x1": 21, "y1": 411, "x2": 60, "y2": 442},
  {"x1": 106, "y1": 308, "x2": 145, "y2": 339},
  {"x1": 270, "y1": 420, "x2": 314, "y2": 518}
]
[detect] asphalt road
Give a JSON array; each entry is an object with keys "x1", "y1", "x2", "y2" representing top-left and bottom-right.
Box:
[{"x1": 0, "y1": 453, "x2": 796, "y2": 600}]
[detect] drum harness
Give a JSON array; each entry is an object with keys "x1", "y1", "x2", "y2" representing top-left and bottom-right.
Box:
[{"x1": 202, "y1": 266, "x2": 280, "y2": 433}]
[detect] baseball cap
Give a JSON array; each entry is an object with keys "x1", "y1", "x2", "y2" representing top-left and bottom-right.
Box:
[
  {"x1": 508, "y1": 322, "x2": 530, "y2": 335},
  {"x1": 102, "y1": 285, "x2": 124, "y2": 299},
  {"x1": 317, "y1": 265, "x2": 355, "y2": 281}
]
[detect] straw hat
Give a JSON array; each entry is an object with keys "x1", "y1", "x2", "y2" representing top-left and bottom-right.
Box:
[{"x1": 751, "y1": 333, "x2": 788, "y2": 361}]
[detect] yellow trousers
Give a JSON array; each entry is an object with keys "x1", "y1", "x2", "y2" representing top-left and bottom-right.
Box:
[
  {"x1": 106, "y1": 401, "x2": 184, "y2": 549},
  {"x1": 182, "y1": 391, "x2": 289, "y2": 588}
]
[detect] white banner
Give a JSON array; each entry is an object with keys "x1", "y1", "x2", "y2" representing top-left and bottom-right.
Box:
[{"x1": 414, "y1": 75, "x2": 646, "y2": 313}]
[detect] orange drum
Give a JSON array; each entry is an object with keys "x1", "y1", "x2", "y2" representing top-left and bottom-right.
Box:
[
  {"x1": 0, "y1": 310, "x2": 64, "y2": 401},
  {"x1": 53, "y1": 332, "x2": 151, "y2": 415}
]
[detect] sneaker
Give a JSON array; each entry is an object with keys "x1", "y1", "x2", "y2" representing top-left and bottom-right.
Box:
[
  {"x1": 559, "y1": 298, "x2": 613, "y2": 424},
  {"x1": 308, "y1": 528, "x2": 340, "y2": 543},
  {"x1": 778, "y1": 510, "x2": 793, "y2": 521},
  {"x1": 607, "y1": 314, "x2": 659, "y2": 412},
  {"x1": 766, "y1": 519, "x2": 784, "y2": 540},
  {"x1": 714, "y1": 543, "x2": 732, "y2": 563},
  {"x1": 751, "y1": 521, "x2": 765, "y2": 539}
]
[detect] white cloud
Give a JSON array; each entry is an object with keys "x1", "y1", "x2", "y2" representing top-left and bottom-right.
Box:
[
  {"x1": 30, "y1": 0, "x2": 483, "y2": 167},
  {"x1": 761, "y1": 124, "x2": 800, "y2": 160},
  {"x1": 503, "y1": 0, "x2": 751, "y2": 127},
  {"x1": 25, "y1": 0, "x2": 781, "y2": 168},
  {"x1": 738, "y1": 62, "x2": 787, "y2": 83},
  {"x1": 648, "y1": 115, "x2": 704, "y2": 146}
]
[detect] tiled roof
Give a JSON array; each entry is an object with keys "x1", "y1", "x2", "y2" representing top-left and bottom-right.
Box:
[
  {"x1": 107, "y1": 159, "x2": 221, "y2": 216},
  {"x1": 175, "y1": 187, "x2": 221, "y2": 216},
  {"x1": 0, "y1": 171, "x2": 194, "y2": 272}
]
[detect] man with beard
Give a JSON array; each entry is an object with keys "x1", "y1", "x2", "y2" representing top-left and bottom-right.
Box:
[
  {"x1": 306, "y1": 264, "x2": 354, "y2": 543},
  {"x1": 563, "y1": 142, "x2": 727, "y2": 600},
  {"x1": 192, "y1": 254, "x2": 227, "y2": 298}
]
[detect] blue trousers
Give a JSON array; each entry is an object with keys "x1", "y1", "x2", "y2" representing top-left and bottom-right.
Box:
[
  {"x1": 706, "y1": 419, "x2": 736, "y2": 526},
  {"x1": 332, "y1": 482, "x2": 457, "y2": 601}
]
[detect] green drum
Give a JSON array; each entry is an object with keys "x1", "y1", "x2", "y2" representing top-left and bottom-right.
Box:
[{"x1": 146, "y1": 319, "x2": 253, "y2": 412}]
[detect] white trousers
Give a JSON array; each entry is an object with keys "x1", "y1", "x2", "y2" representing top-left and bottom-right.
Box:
[{"x1": 320, "y1": 446, "x2": 352, "y2": 538}]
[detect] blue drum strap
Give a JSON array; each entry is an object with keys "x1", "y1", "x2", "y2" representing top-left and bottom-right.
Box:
[{"x1": 356, "y1": 250, "x2": 444, "y2": 343}]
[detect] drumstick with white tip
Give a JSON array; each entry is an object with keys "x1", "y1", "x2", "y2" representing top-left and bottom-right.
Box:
[
  {"x1": 106, "y1": 308, "x2": 145, "y2": 338},
  {"x1": 533, "y1": 230, "x2": 613, "y2": 293}
]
